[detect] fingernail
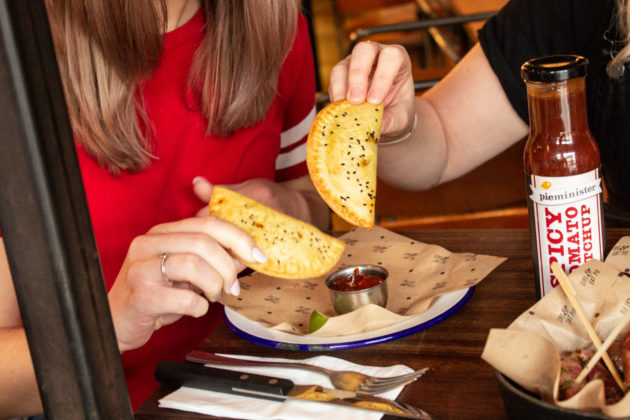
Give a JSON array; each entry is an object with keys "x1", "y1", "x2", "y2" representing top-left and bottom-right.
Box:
[
  {"x1": 348, "y1": 87, "x2": 363, "y2": 102},
  {"x1": 367, "y1": 92, "x2": 381, "y2": 104},
  {"x1": 192, "y1": 176, "x2": 204, "y2": 185},
  {"x1": 252, "y1": 246, "x2": 267, "y2": 263},
  {"x1": 230, "y1": 281, "x2": 240, "y2": 296}
]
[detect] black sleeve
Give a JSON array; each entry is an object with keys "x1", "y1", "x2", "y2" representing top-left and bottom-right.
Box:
[{"x1": 478, "y1": 0, "x2": 610, "y2": 124}]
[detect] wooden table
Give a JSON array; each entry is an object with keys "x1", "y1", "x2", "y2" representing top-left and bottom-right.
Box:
[{"x1": 136, "y1": 228, "x2": 630, "y2": 419}]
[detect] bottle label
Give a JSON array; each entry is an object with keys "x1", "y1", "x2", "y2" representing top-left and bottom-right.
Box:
[{"x1": 527, "y1": 169, "x2": 604, "y2": 297}]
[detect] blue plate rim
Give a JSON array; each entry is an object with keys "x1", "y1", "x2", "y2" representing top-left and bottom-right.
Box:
[{"x1": 223, "y1": 286, "x2": 475, "y2": 351}]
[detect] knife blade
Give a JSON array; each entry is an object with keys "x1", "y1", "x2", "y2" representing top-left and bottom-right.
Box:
[{"x1": 155, "y1": 360, "x2": 431, "y2": 419}]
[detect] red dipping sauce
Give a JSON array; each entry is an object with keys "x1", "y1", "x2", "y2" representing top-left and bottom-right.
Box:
[{"x1": 328, "y1": 267, "x2": 384, "y2": 292}]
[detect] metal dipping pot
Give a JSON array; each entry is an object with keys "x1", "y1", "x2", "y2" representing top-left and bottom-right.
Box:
[{"x1": 325, "y1": 264, "x2": 388, "y2": 315}]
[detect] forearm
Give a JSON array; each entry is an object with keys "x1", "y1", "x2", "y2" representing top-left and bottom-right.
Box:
[
  {"x1": 0, "y1": 328, "x2": 42, "y2": 418},
  {"x1": 377, "y1": 96, "x2": 448, "y2": 191}
]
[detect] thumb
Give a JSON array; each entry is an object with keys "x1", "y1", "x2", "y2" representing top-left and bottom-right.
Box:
[{"x1": 193, "y1": 176, "x2": 213, "y2": 203}]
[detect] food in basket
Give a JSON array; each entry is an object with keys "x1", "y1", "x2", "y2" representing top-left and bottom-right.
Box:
[
  {"x1": 209, "y1": 186, "x2": 344, "y2": 279},
  {"x1": 558, "y1": 349, "x2": 626, "y2": 404},
  {"x1": 306, "y1": 100, "x2": 383, "y2": 229}
]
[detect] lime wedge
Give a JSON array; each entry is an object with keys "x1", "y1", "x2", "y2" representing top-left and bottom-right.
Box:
[{"x1": 309, "y1": 310, "x2": 329, "y2": 333}]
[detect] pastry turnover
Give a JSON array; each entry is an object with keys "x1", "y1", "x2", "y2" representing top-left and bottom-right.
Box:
[
  {"x1": 307, "y1": 100, "x2": 383, "y2": 229},
  {"x1": 209, "y1": 186, "x2": 344, "y2": 279}
]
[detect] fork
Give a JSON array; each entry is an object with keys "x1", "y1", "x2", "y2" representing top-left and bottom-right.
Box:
[{"x1": 185, "y1": 350, "x2": 428, "y2": 395}]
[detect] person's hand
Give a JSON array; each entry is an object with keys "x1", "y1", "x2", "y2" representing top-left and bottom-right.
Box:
[
  {"x1": 192, "y1": 176, "x2": 314, "y2": 223},
  {"x1": 328, "y1": 41, "x2": 416, "y2": 139},
  {"x1": 107, "y1": 216, "x2": 267, "y2": 352}
]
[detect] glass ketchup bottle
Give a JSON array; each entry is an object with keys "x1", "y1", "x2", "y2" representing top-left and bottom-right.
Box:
[{"x1": 521, "y1": 55, "x2": 605, "y2": 299}]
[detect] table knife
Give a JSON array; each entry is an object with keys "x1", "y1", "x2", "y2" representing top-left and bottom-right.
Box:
[{"x1": 155, "y1": 360, "x2": 431, "y2": 419}]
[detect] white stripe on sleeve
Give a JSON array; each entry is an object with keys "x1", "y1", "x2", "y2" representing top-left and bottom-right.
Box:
[
  {"x1": 280, "y1": 106, "x2": 316, "y2": 148},
  {"x1": 276, "y1": 142, "x2": 307, "y2": 170}
]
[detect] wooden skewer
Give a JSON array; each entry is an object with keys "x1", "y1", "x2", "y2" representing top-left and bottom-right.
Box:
[
  {"x1": 575, "y1": 306, "x2": 630, "y2": 385},
  {"x1": 550, "y1": 262, "x2": 625, "y2": 390}
]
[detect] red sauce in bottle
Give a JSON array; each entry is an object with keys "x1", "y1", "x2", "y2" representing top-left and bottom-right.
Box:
[
  {"x1": 329, "y1": 267, "x2": 384, "y2": 292},
  {"x1": 521, "y1": 56, "x2": 605, "y2": 298}
]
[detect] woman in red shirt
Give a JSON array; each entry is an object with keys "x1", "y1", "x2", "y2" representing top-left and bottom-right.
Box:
[{"x1": 0, "y1": 0, "x2": 328, "y2": 415}]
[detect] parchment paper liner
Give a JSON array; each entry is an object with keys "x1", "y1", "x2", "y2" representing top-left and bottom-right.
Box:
[
  {"x1": 482, "y1": 236, "x2": 630, "y2": 417},
  {"x1": 223, "y1": 226, "x2": 505, "y2": 337}
]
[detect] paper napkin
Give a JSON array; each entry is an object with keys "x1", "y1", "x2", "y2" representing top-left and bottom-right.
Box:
[{"x1": 158, "y1": 353, "x2": 414, "y2": 420}]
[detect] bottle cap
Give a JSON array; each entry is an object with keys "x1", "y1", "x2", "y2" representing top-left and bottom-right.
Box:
[{"x1": 521, "y1": 55, "x2": 588, "y2": 82}]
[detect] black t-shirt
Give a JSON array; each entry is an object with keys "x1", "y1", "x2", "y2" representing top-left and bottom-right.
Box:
[{"x1": 479, "y1": 0, "x2": 630, "y2": 225}]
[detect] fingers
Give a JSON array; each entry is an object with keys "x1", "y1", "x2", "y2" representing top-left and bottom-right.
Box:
[
  {"x1": 150, "y1": 216, "x2": 266, "y2": 266},
  {"x1": 111, "y1": 214, "x2": 268, "y2": 351},
  {"x1": 329, "y1": 42, "x2": 379, "y2": 103},
  {"x1": 148, "y1": 234, "x2": 237, "y2": 296},
  {"x1": 329, "y1": 42, "x2": 411, "y2": 105},
  {"x1": 328, "y1": 57, "x2": 350, "y2": 103},
  {"x1": 346, "y1": 41, "x2": 380, "y2": 104},
  {"x1": 329, "y1": 41, "x2": 380, "y2": 103},
  {"x1": 193, "y1": 176, "x2": 212, "y2": 216},
  {"x1": 158, "y1": 287, "x2": 210, "y2": 318},
  {"x1": 367, "y1": 45, "x2": 409, "y2": 104},
  {"x1": 193, "y1": 176, "x2": 213, "y2": 203},
  {"x1": 157, "y1": 252, "x2": 226, "y2": 301},
  {"x1": 143, "y1": 216, "x2": 266, "y2": 295},
  {"x1": 126, "y1": 256, "x2": 211, "y2": 318}
]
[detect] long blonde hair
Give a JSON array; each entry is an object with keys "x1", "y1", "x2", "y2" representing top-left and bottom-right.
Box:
[
  {"x1": 608, "y1": 0, "x2": 630, "y2": 78},
  {"x1": 46, "y1": 0, "x2": 300, "y2": 174}
]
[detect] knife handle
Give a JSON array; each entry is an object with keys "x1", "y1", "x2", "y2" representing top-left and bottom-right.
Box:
[{"x1": 155, "y1": 360, "x2": 294, "y2": 401}]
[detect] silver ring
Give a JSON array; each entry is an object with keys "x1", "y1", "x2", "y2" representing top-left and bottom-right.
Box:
[{"x1": 160, "y1": 252, "x2": 171, "y2": 285}]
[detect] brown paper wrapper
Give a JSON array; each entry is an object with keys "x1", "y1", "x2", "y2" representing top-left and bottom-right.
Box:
[
  {"x1": 482, "y1": 236, "x2": 630, "y2": 417},
  {"x1": 223, "y1": 226, "x2": 505, "y2": 337}
]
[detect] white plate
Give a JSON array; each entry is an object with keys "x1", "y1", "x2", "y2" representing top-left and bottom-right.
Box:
[{"x1": 223, "y1": 287, "x2": 475, "y2": 351}]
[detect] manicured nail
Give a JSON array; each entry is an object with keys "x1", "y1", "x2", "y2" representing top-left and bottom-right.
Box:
[
  {"x1": 230, "y1": 281, "x2": 240, "y2": 296},
  {"x1": 252, "y1": 246, "x2": 267, "y2": 263}
]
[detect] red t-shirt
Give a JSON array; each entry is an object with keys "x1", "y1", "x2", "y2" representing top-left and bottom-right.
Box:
[{"x1": 75, "y1": 10, "x2": 315, "y2": 410}]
